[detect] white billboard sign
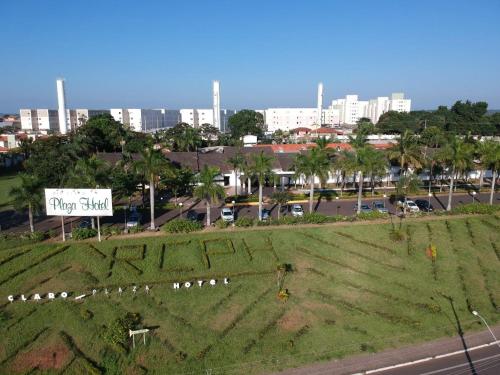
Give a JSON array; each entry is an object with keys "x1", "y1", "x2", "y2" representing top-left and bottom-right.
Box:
[{"x1": 45, "y1": 188, "x2": 113, "y2": 216}]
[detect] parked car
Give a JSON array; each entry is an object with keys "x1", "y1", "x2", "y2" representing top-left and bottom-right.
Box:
[
  {"x1": 220, "y1": 207, "x2": 234, "y2": 222},
  {"x1": 186, "y1": 210, "x2": 200, "y2": 221},
  {"x1": 260, "y1": 209, "x2": 271, "y2": 221},
  {"x1": 354, "y1": 204, "x2": 373, "y2": 213},
  {"x1": 397, "y1": 199, "x2": 420, "y2": 213},
  {"x1": 78, "y1": 217, "x2": 92, "y2": 229},
  {"x1": 415, "y1": 199, "x2": 433, "y2": 212},
  {"x1": 372, "y1": 201, "x2": 388, "y2": 213},
  {"x1": 126, "y1": 212, "x2": 141, "y2": 227},
  {"x1": 291, "y1": 204, "x2": 304, "y2": 217}
]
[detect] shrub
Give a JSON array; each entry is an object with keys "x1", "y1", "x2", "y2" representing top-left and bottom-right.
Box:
[
  {"x1": 256, "y1": 220, "x2": 271, "y2": 226},
  {"x1": 235, "y1": 217, "x2": 254, "y2": 227},
  {"x1": 101, "y1": 225, "x2": 121, "y2": 236},
  {"x1": 81, "y1": 309, "x2": 94, "y2": 321},
  {"x1": 302, "y1": 212, "x2": 328, "y2": 224},
  {"x1": 215, "y1": 219, "x2": 229, "y2": 229},
  {"x1": 452, "y1": 203, "x2": 500, "y2": 215},
  {"x1": 103, "y1": 312, "x2": 141, "y2": 349},
  {"x1": 356, "y1": 211, "x2": 389, "y2": 220},
  {"x1": 128, "y1": 225, "x2": 144, "y2": 234},
  {"x1": 29, "y1": 231, "x2": 46, "y2": 241},
  {"x1": 389, "y1": 229, "x2": 405, "y2": 242},
  {"x1": 163, "y1": 218, "x2": 203, "y2": 233},
  {"x1": 72, "y1": 228, "x2": 97, "y2": 240}
]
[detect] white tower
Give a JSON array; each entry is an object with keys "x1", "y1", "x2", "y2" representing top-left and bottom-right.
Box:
[
  {"x1": 56, "y1": 78, "x2": 68, "y2": 134},
  {"x1": 316, "y1": 82, "x2": 323, "y2": 127},
  {"x1": 213, "y1": 80, "x2": 221, "y2": 131}
]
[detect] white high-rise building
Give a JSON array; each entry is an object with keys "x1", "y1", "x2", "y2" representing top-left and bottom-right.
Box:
[
  {"x1": 20, "y1": 109, "x2": 59, "y2": 132},
  {"x1": 264, "y1": 108, "x2": 320, "y2": 132},
  {"x1": 330, "y1": 95, "x2": 369, "y2": 125},
  {"x1": 365, "y1": 93, "x2": 411, "y2": 124},
  {"x1": 180, "y1": 108, "x2": 236, "y2": 132}
]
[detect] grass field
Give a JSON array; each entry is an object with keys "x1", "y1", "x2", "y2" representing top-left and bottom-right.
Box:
[
  {"x1": 0, "y1": 172, "x2": 20, "y2": 211},
  {"x1": 0, "y1": 215, "x2": 499, "y2": 374}
]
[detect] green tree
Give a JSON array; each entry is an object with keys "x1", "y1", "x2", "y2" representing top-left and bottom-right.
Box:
[
  {"x1": 271, "y1": 191, "x2": 290, "y2": 219},
  {"x1": 250, "y1": 151, "x2": 274, "y2": 220},
  {"x1": 437, "y1": 136, "x2": 474, "y2": 211},
  {"x1": 165, "y1": 123, "x2": 202, "y2": 151},
  {"x1": 193, "y1": 165, "x2": 225, "y2": 226},
  {"x1": 111, "y1": 154, "x2": 141, "y2": 208},
  {"x1": 64, "y1": 155, "x2": 112, "y2": 189},
  {"x1": 9, "y1": 174, "x2": 43, "y2": 233},
  {"x1": 134, "y1": 148, "x2": 172, "y2": 229},
  {"x1": 294, "y1": 147, "x2": 330, "y2": 213},
  {"x1": 24, "y1": 136, "x2": 79, "y2": 187},
  {"x1": 160, "y1": 167, "x2": 194, "y2": 203},
  {"x1": 74, "y1": 114, "x2": 126, "y2": 153},
  {"x1": 388, "y1": 130, "x2": 422, "y2": 176},
  {"x1": 199, "y1": 124, "x2": 220, "y2": 146},
  {"x1": 228, "y1": 110, "x2": 265, "y2": 139},
  {"x1": 228, "y1": 151, "x2": 246, "y2": 198},
  {"x1": 348, "y1": 131, "x2": 370, "y2": 214},
  {"x1": 476, "y1": 140, "x2": 500, "y2": 205},
  {"x1": 332, "y1": 150, "x2": 357, "y2": 196},
  {"x1": 362, "y1": 148, "x2": 387, "y2": 196}
]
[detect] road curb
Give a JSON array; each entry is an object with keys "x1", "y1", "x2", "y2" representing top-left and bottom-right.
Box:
[{"x1": 355, "y1": 340, "x2": 500, "y2": 374}]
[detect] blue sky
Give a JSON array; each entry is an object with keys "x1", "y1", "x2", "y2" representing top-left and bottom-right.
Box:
[{"x1": 1, "y1": 0, "x2": 499, "y2": 113}]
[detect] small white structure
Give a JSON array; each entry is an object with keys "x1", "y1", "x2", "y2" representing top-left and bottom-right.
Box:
[
  {"x1": 317, "y1": 82, "x2": 323, "y2": 126},
  {"x1": 129, "y1": 328, "x2": 149, "y2": 348},
  {"x1": 213, "y1": 80, "x2": 221, "y2": 130}
]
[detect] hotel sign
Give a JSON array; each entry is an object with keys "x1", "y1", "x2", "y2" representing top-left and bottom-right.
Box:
[{"x1": 45, "y1": 188, "x2": 113, "y2": 216}]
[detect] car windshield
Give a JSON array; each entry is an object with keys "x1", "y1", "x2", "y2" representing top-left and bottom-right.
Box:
[
  {"x1": 361, "y1": 205, "x2": 370, "y2": 209},
  {"x1": 293, "y1": 206, "x2": 302, "y2": 211},
  {"x1": 222, "y1": 210, "x2": 232, "y2": 216},
  {"x1": 374, "y1": 202, "x2": 384, "y2": 208}
]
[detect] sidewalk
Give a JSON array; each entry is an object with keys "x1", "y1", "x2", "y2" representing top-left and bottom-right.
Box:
[{"x1": 273, "y1": 325, "x2": 500, "y2": 375}]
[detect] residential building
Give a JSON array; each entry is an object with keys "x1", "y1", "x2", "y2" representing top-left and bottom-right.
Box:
[
  {"x1": 20, "y1": 109, "x2": 59, "y2": 132},
  {"x1": 264, "y1": 108, "x2": 321, "y2": 132},
  {"x1": 365, "y1": 93, "x2": 411, "y2": 124},
  {"x1": 180, "y1": 109, "x2": 236, "y2": 132}
]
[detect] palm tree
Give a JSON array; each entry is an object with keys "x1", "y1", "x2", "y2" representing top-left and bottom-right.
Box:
[
  {"x1": 362, "y1": 148, "x2": 388, "y2": 196},
  {"x1": 476, "y1": 140, "x2": 500, "y2": 205},
  {"x1": 250, "y1": 151, "x2": 275, "y2": 220},
  {"x1": 332, "y1": 150, "x2": 356, "y2": 197},
  {"x1": 228, "y1": 151, "x2": 245, "y2": 198},
  {"x1": 294, "y1": 147, "x2": 330, "y2": 213},
  {"x1": 437, "y1": 136, "x2": 474, "y2": 211},
  {"x1": 65, "y1": 155, "x2": 112, "y2": 189},
  {"x1": 271, "y1": 191, "x2": 290, "y2": 219},
  {"x1": 10, "y1": 174, "x2": 43, "y2": 233},
  {"x1": 134, "y1": 148, "x2": 171, "y2": 230},
  {"x1": 348, "y1": 131, "x2": 370, "y2": 214},
  {"x1": 396, "y1": 173, "x2": 421, "y2": 216},
  {"x1": 388, "y1": 130, "x2": 422, "y2": 176},
  {"x1": 193, "y1": 165, "x2": 225, "y2": 226}
]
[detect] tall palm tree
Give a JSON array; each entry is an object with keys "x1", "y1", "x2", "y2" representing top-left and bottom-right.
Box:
[
  {"x1": 193, "y1": 165, "x2": 225, "y2": 226},
  {"x1": 348, "y1": 131, "x2": 370, "y2": 214},
  {"x1": 294, "y1": 147, "x2": 330, "y2": 213},
  {"x1": 65, "y1": 155, "x2": 112, "y2": 189},
  {"x1": 134, "y1": 148, "x2": 171, "y2": 230},
  {"x1": 388, "y1": 130, "x2": 422, "y2": 176},
  {"x1": 250, "y1": 151, "x2": 275, "y2": 220},
  {"x1": 437, "y1": 136, "x2": 474, "y2": 211},
  {"x1": 10, "y1": 174, "x2": 43, "y2": 233},
  {"x1": 228, "y1": 151, "x2": 245, "y2": 198},
  {"x1": 476, "y1": 140, "x2": 500, "y2": 205},
  {"x1": 271, "y1": 191, "x2": 290, "y2": 219},
  {"x1": 362, "y1": 148, "x2": 388, "y2": 196},
  {"x1": 332, "y1": 150, "x2": 357, "y2": 197}
]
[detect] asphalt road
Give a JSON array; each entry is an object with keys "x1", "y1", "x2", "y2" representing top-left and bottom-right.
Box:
[
  {"x1": 1, "y1": 191, "x2": 498, "y2": 235},
  {"x1": 377, "y1": 344, "x2": 500, "y2": 375}
]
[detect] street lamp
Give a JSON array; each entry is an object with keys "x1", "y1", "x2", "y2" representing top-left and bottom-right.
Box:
[
  {"x1": 178, "y1": 202, "x2": 183, "y2": 218},
  {"x1": 472, "y1": 310, "x2": 500, "y2": 348},
  {"x1": 428, "y1": 192, "x2": 432, "y2": 213},
  {"x1": 120, "y1": 139, "x2": 126, "y2": 154},
  {"x1": 472, "y1": 191, "x2": 477, "y2": 204},
  {"x1": 335, "y1": 196, "x2": 339, "y2": 215}
]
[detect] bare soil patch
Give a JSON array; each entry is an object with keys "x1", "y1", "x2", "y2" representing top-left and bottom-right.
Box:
[{"x1": 10, "y1": 344, "x2": 72, "y2": 372}]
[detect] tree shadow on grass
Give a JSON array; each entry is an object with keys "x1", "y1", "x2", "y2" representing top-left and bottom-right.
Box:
[{"x1": 440, "y1": 294, "x2": 478, "y2": 375}]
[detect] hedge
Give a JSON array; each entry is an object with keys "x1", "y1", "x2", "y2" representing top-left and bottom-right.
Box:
[{"x1": 163, "y1": 218, "x2": 203, "y2": 233}]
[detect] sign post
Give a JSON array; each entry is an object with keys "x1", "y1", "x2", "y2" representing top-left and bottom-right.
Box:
[
  {"x1": 129, "y1": 328, "x2": 149, "y2": 348},
  {"x1": 45, "y1": 189, "x2": 113, "y2": 242},
  {"x1": 61, "y1": 216, "x2": 65, "y2": 242}
]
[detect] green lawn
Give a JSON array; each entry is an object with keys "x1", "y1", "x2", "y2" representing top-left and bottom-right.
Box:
[
  {"x1": 0, "y1": 172, "x2": 21, "y2": 211},
  {"x1": 0, "y1": 216, "x2": 499, "y2": 374}
]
